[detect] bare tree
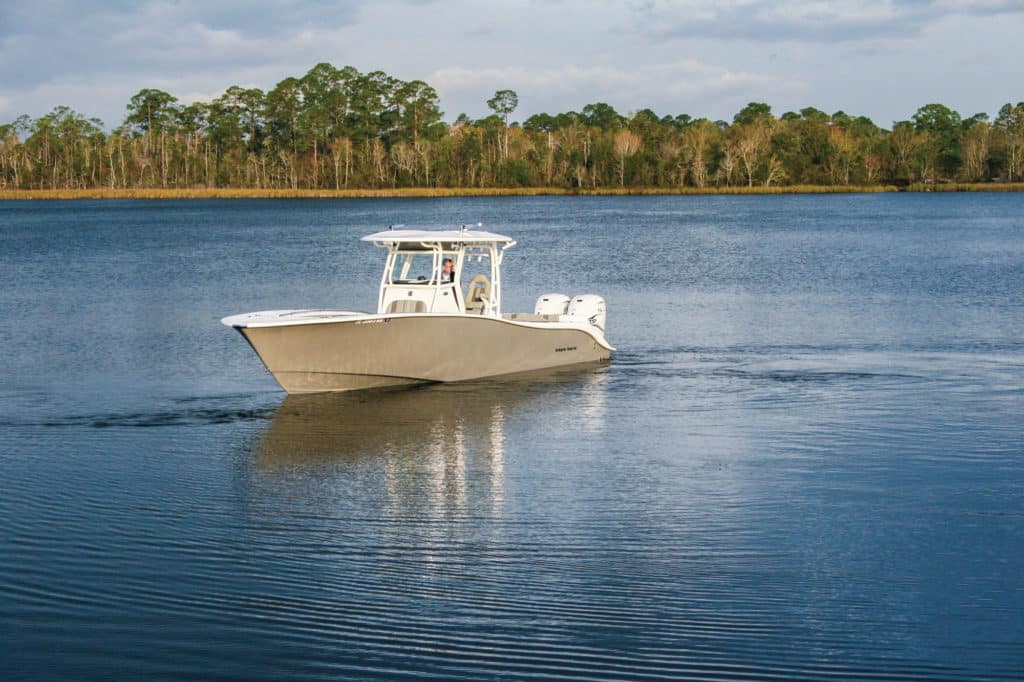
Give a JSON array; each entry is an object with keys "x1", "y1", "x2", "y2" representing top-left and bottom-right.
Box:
[
  {"x1": 734, "y1": 122, "x2": 771, "y2": 187},
  {"x1": 659, "y1": 138, "x2": 685, "y2": 186},
  {"x1": 763, "y1": 155, "x2": 786, "y2": 186},
  {"x1": 614, "y1": 129, "x2": 641, "y2": 186},
  {"x1": 683, "y1": 120, "x2": 718, "y2": 188},
  {"x1": 718, "y1": 144, "x2": 737, "y2": 186},
  {"x1": 863, "y1": 155, "x2": 882, "y2": 184},
  {"x1": 960, "y1": 122, "x2": 990, "y2": 181},
  {"x1": 828, "y1": 127, "x2": 855, "y2": 184}
]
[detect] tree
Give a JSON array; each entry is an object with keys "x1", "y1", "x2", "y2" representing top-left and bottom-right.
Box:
[
  {"x1": 682, "y1": 119, "x2": 718, "y2": 188},
  {"x1": 175, "y1": 103, "x2": 209, "y2": 187},
  {"x1": 667, "y1": 113, "x2": 692, "y2": 130},
  {"x1": 394, "y1": 80, "x2": 443, "y2": 143},
  {"x1": 4, "y1": 63, "x2": 1021, "y2": 191},
  {"x1": 827, "y1": 127, "x2": 856, "y2": 184},
  {"x1": 888, "y1": 121, "x2": 924, "y2": 181},
  {"x1": 264, "y1": 77, "x2": 304, "y2": 188},
  {"x1": 124, "y1": 89, "x2": 179, "y2": 185},
  {"x1": 22, "y1": 106, "x2": 104, "y2": 188},
  {"x1": 774, "y1": 109, "x2": 831, "y2": 184},
  {"x1": 298, "y1": 63, "x2": 343, "y2": 187},
  {"x1": 125, "y1": 89, "x2": 179, "y2": 153},
  {"x1": 487, "y1": 89, "x2": 518, "y2": 160},
  {"x1": 960, "y1": 121, "x2": 991, "y2": 181},
  {"x1": 523, "y1": 113, "x2": 557, "y2": 132},
  {"x1": 733, "y1": 121, "x2": 772, "y2": 186},
  {"x1": 613, "y1": 129, "x2": 641, "y2": 186},
  {"x1": 733, "y1": 102, "x2": 772, "y2": 126},
  {"x1": 581, "y1": 102, "x2": 623, "y2": 129},
  {"x1": 393, "y1": 80, "x2": 443, "y2": 185},
  {"x1": 994, "y1": 102, "x2": 1024, "y2": 181},
  {"x1": 912, "y1": 103, "x2": 963, "y2": 177},
  {"x1": 218, "y1": 85, "x2": 265, "y2": 151}
]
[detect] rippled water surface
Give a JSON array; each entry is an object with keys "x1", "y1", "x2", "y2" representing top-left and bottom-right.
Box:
[{"x1": 2, "y1": 195, "x2": 1023, "y2": 680}]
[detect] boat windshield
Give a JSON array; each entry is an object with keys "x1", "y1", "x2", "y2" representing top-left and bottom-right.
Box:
[
  {"x1": 388, "y1": 251, "x2": 460, "y2": 284},
  {"x1": 390, "y1": 252, "x2": 434, "y2": 284}
]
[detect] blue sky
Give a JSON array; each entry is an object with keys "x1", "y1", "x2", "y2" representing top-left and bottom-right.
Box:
[{"x1": 1, "y1": 0, "x2": 1021, "y2": 130}]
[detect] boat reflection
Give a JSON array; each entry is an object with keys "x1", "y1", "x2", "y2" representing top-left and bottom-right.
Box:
[{"x1": 253, "y1": 365, "x2": 609, "y2": 517}]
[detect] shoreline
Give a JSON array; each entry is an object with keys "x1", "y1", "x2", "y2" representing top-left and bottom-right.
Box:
[{"x1": 1, "y1": 184, "x2": 1022, "y2": 200}]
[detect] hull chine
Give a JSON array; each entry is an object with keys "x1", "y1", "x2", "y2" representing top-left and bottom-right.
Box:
[{"x1": 273, "y1": 371, "x2": 428, "y2": 394}]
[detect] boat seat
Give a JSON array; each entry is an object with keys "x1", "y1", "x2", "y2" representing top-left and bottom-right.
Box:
[
  {"x1": 386, "y1": 299, "x2": 427, "y2": 313},
  {"x1": 465, "y1": 274, "x2": 491, "y2": 314}
]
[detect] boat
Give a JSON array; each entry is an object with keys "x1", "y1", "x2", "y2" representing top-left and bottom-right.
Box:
[{"x1": 222, "y1": 226, "x2": 614, "y2": 393}]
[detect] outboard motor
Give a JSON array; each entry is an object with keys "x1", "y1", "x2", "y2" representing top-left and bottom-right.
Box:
[
  {"x1": 534, "y1": 293, "x2": 571, "y2": 316},
  {"x1": 567, "y1": 294, "x2": 607, "y2": 332}
]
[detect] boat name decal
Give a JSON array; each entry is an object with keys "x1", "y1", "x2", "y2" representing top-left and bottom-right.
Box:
[{"x1": 554, "y1": 346, "x2": 577, "y2": 353}]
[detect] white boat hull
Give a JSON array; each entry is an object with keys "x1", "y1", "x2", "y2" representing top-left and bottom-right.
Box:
[{"x1": 226, "y1": 311, "x2": 613, "y2": 393}]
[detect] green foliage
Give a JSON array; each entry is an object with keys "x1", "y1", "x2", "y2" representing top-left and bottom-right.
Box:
[
  {"x1": 125, "y1": 89, "x2": 178, "y2": 136},
  {"x1": 523, "y1": 113, "x2": 557, "y2": 132},
  {"x1": 486, "y1": 90, "x2": 518, "y2": 120},
  {"x1": 1, "y1": 64, "x2": 1021, "y2": 192},
  {"x1": 581, "y1": 102, "x2": 622, "y2": 129},
  {"x1": 733, "y1": 102, "x2": 772, "y2": 125}
]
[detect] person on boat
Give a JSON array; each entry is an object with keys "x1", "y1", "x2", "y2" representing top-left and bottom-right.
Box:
[{"x1": 440, "y1": 258, "x2": 454, "y2": 284}]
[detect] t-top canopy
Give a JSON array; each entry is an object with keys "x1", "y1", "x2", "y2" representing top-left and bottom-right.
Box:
[{"x1": 362, "y1": 228, "x2": 515, "y2": 248}]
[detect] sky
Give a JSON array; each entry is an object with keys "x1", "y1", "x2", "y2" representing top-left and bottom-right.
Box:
[{"x1": 1, "y1": 0, "x2": 1022, "y2": 131}]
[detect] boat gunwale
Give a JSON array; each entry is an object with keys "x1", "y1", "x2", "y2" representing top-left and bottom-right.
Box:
[{"x1": 222, "y1": 310, "x2": 615, "y2": 351}]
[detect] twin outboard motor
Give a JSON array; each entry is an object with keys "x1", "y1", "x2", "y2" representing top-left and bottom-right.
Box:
[
  {"x1": 568, "y1": 294, "x2": 607, "y2": 332},
  {"x1": 534, "y1": 293, "x2": 571, "y2": 316},
  {"x1": 534, "y1": 293, "x2": 607, "y2": 332}
]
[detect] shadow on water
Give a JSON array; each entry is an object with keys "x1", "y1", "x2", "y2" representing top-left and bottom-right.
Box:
[
  {"x1": 244, "y1": 363, "x2": 611, "y2": 528},
  {"x1": 254, "y1": 362, "x2": 609, "y2": 471},
  {"x1": 0, "y1": 397, "x2": 278, "y2": 429}
]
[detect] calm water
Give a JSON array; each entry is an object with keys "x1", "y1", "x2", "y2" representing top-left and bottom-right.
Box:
[{"x1": 1, "y1": 195, "x2": 1022, "y2": 680}]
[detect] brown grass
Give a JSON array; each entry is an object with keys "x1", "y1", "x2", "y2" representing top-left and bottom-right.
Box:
[
  {"x1": 905, "y1": 182, "x2": 1024, "y2": 192},
  {"x1": 3, "y1": 183, "x2": 1023, "y2": 200},
  {"x1": 0, "y1": 187, "x2": 550, "y2": 200}
]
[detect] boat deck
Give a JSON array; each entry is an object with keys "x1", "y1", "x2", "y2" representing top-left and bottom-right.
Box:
[
  {"x1": 222, "y1": 309, "x2": 367, "y2": 328},
  {"x1": 224, "y1": 309, "x2": 580, "y2": 329},
  {"x1": 501, "y1": 312, "x2": 565, "y2": 323}
]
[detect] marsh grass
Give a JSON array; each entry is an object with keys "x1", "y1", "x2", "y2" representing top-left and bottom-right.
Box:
[
  {"x1": 0, "y1": 185, "x2": 919, "y2": 200},
  {"x1": 905, "y1": 182, "x2": 1024, "y2": 192},
  {"x1": 3, "y1": 183, "x2": 1022, "y2": 200}
]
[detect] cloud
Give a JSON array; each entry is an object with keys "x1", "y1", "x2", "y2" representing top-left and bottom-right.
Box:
[
  {"x1": 0, "y1": 0, "x2": 363, "y2": 39},
  {"x1": 433, "y1": 61, "x2": 775, "y2": 94},
  {"x1": 0, "y1": 0, "x2": 1018, "y2": 131},
  {"x1": 0, "y1": 1, "x2": 365, "y2": 89},
  {"x1": 0, "y1": 1, "x2": 377, "y2": 125},
  {"x1": 635, "y1": 0, "x2": 1024, "y2": 43},
  {"x1": 464, "y1": 23, "x2": 497, "y2": 37},
  {"x1": 430, "y1": 60, "x2": 804, "y2": 119}
]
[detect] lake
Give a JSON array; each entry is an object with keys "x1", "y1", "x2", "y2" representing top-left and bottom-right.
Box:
[{"x1": 1, "y1": 194, "x2": 1022, "y2": 680}]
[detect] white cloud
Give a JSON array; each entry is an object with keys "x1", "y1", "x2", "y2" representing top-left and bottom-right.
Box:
[
  {"x1": 0, "y1": 0, "x2": 1019, "y2": 130},
  {"x1": 431, "y1": 60, "x2": 803, "y2": 119},
  {"x1": 635, "y1": 0, "x2": 1024, "y2": 43}
]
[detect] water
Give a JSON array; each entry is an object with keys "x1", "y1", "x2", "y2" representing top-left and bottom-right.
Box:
[{"x1": 1, "y1": 194, "x2": 1022, "y2": 680}]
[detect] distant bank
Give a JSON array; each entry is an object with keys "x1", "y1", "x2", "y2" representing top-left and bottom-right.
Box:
[{"x1": 1, "y1": 184, "x2": 1022, "y2": 200}]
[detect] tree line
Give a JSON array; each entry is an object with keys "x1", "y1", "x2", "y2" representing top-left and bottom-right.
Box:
[{"x1": 1, "y1": 62, "x2": 1023, "y2": 191}]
